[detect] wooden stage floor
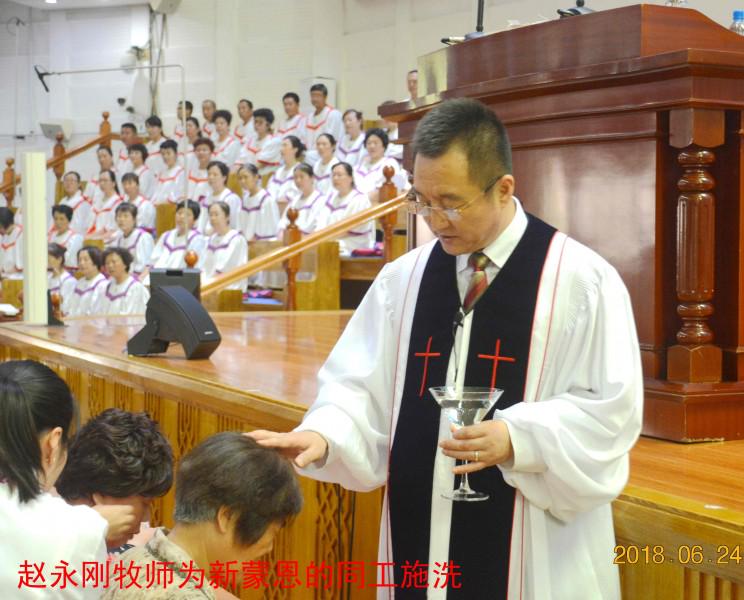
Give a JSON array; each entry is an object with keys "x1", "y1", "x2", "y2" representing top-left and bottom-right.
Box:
[{"x1": 0, "y1": 313, "x2": 742, "y2": 597}]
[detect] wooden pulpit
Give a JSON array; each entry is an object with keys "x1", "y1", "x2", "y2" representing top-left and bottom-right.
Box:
[{"x1": 382, "y1": 5, "x2": 744, "y2": 441}]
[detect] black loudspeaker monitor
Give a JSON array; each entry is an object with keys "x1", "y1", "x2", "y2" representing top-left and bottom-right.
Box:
[
  {"x1": 127, "y1": 285, "x2": 221, "y2": 359},
  {"x1": 149, "y1": 268, "x2": 200, "y2": 300}
]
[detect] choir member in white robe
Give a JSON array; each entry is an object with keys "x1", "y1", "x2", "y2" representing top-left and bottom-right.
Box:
[
  {"x1": 234, "y1": 98, "x2": 256, "y2": 144},
  {"x1": 187, "y1": 137, "x2": 213, "y2": 204},
  {"x1": 304, "y1": 83, "x2": 344, "y2": 166},
  {"x1": 266, "y1": 136, "x2": 304, "y2": 207},
  {"x1": 47, "y1": 243, "x2": 77, "y2": 315},
  {"x1": 179, "y1": 116, "x2": 201, "y2": 170},
  {"x1": 150, "y1": 140, "x2": 186, "y2": 206},
  {"x1": 128, "y1": 144, "x2": 157, "y2": 201},
  {"x1": 211, "y1": 109, "x2": 242, "y2": 171},
  {"x1": 86, "y1": 170, "x2": 122, "y2": 241},
  {"x1": 83, "y1": 146, "x2": 116, "y2": 207},
  {"x1": 66, "y1": 246, "x2": 107, "y2": 317},
  {"x1": 196, "y1": 161, "x2": 241, "y2": 236},
  {"x1": 336, "y1": 109, "x2": 366, "y2": 168},
  {"x1": 0, "y1": 207, "x2": 22, "y2": 280},
  {"x1": 121, "y1": 173, "x2": 156, "y2": 236},
  {"x1": 237, "y1": 164, "x2": 279, "y2": 241},
  {"x1": 313, "y1": 162, "x2": 374, "y2": 255},
  {"x1": 380, "y1": 100, "x2": 404, "y2": 163},
  {"x1": 147, "y1": 200, "x2": 207, "y2": 274},
  {"x1": 312, "y1": 133, "x2": 340, "y2": 196},
  {"x1": 354, "y1": 128, "x2": 409, "y2": 203},
  {"x1": 57, "y1": 171, "x2": 92, "y2": 236},
  {"x1": 115, "y1": 122, "x2": 137, "y2": 178},
  {"x1": 94, "y1": 248, "x2": 150, "y2": 315},
  {"x1": 278, "y1": 92, "x2": 306, "y2": 144},
  {"x1": 202, "y1": 201, "x2": 248, "y2": 291},
  {"x1": 107, "y1": 203, "x2": 155, "y2": 278},
  {"x1": 235, "y1": 109, "x2": 282, "y2": 176},
  {"x1": 201, "y1": 99, "x2": 218, "y2": 141},
  {"x1": 48, "y1": 205, "x2": 83, "y2": 270},
  {"x1": 172, "y1": 100, "x2": 193, "y2": 143},
  {"x1": 250, "y1": 99, "x2": 642, "y2": 600},
  {"x1": 277, "y1": 163, "x2": 322, "y2": 236},
  {"x1": 144, "y1": 116, "x2": 168, "y2": 177},
  {"x1": 0, "y1": 361, "x2": 108, "y2": 599}
]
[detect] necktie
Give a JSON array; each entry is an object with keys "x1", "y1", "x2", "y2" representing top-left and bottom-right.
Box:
[{"x1": 462, "y1": 251, "x2": 491, "y2": 314}]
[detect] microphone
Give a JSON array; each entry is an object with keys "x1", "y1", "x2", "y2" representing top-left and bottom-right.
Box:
[
  {"x1": 35, "y1": 65, "x2": 49, "y2": 92},
  {"x1": 441, "y1": 36, "x2": 466, "y2": 46}
]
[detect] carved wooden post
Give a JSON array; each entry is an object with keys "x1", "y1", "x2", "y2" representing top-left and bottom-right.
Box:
[
  {"x1": 283, "y1": 208, "x2": 301, "y2": 311},
  {"x1": 379, "y1": 165, "x2": 398, "y2": 263},
  {"x1": 52, "y1": 132, "x2": 66, "y2": 204},
  {"x1": 667, "y1": 108, "x2": 724, "y2": 383},
  {"x1": 100, "y1": 111, "x2": 112, "y2": 144},
  {"x1": 2, "y1": 158, "x2": 15, "y2": 208}
]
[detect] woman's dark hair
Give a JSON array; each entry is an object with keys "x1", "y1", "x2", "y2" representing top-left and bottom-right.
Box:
[
  {"x1": 186, "y1": 116, "x2": 200, "y2": 129},
  {"x1": 145, "y1": 115, "x2": 163, "y2": 129},
  {"x1": 310, "y1": 83, "x2": 328, "y2": 96},
  {"x1": 332, "y1": 162, "x2": 354, "y2": 178},
  {"x1": 121, "y1": 172, "x2": 140, "y2": 186},
  {"x1": 318, "y1": 133, "x2": 336, "y2": 148},
  {"x1": 102, "y1": 247, "x2": 134, "y2": 273},
  {"x1": 56, "y1": 408, "x2": 173, "y2": 502},
  {"x1": 51, "y1": 204, "x2": 73, "y2": 222},
  {"x1": 284, "y1": 135, "x2": 306, "y2": 160},
  {"x1": 0, "y1": 207, "x2": 14, "y2": 229},
  {"x1": 238, "y1": 98, "x2": 254, "y2": 109},
  {"x1": 282, "y1": 92, "x2": 299, "y2": 104},
  {"x1": 160, "y1": 139, "x2": 178, "y2": 154},
  {"x1": 0, "y1": 360, "x2": 76, "y2": 503},
  {"x1": 176, "y1": 199, "x2": 200, "y2": 220},
  {"x1": 365, "y1": 127, "x2": 389, "y2": 149},
  {"x1": 115, "y1": 202, "x2": 138, "y2": 220},
  {"x1": 48, "y1": 242, "x2": 66, "y2": 264},
  {"x1": 207, "y1": 160, "x2": 229, "y2": 180},
  {"x1": 194, "y1": 137, "x2": 215, "y2": 152},
  {"x1": 174, "y1": 433, "x2": 302, "y2": 546},
  {"x1": 78, "y1": 245, "x2": 103, "y2": 270},
  {"x1": 63, "y1": 171, "x2": 81, "y2": 184},
  {"x1": 97, "y1": 145, "x2": 113, "y2": 157},
  {"x1": 343, "y1": 109, "x2": 362, "y2": 121},
  {"x1": 294, "y1": 163, "x2": 314, "y2": 178},
  {"x1": 210, "y1": 200, "x2": 230, "y2": 219},
  {"x1": 238, "y1": 164, "x2": 259, "y2": 178},
  {"x1": 252, "y1": 108, "x2": 275, "y2": 126},
  {"x1": 128, "y1": 143, "x2": 149, "y2": 161},
  {"x1": 213, "y1": 109, "x2": 232, "y2": 126},
  {"x1": 99, "y1": 169, "x2": 120, "y2": 195}
]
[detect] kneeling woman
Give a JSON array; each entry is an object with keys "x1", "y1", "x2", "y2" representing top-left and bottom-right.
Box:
[
  {"x1": 202, "y1": 201, "x2": 248, "y2": 290},
  {"x1": 93, "y1": 248, "x2": 150, "y2": 315},
  {"x1": 66, "y1": 246, "x2": 108, "y2": 317}
]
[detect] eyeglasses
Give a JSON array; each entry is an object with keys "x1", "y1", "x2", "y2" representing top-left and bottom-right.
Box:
[{"x1": 406, "y1": 174, "x2": 504, "y2": 222}]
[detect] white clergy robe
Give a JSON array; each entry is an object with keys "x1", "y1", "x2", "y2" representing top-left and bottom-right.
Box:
[
  {"x1": 354, "y1": 156, "x2": 409, "y2": 197},
  {"x1": 48, "y1": 228, "x2": 83, "y2": 270},
  {"x1": 0, "y1": 225, "x2": 23, "y2": 279},
  {"x1": 236, "y1": 134, "x2": 282, "y2": 176},
  {"x1": 93, "y1": 275, "x2": 150, "y2": 315},
  {"x1": 335, "y1": 133, "x2": 366, "y2": 168},
  {"x1": 125, "y1": 194, "x2": 156, "y2": 235},
  {"x1": 304, "y1": 105, "x2": 344, "y2": 166},
  {"x1": 234, "y1": 118, "x2": 256, "y2": 144},
  {"x1": 87, "y1": 194, "x2": 122, "y2": 238},
  {"x1": 278, "y1": 190, "x2": 323, "y2": 235},
  {"x1": 266, "y1": 163, "x2": 299, "y2": 204},
  {"x1": 212, "y1": 135, "x2": 242, "y2": 167},
  {"x1": 296, "y1": 199, "x2": 643, "y2": 600},
  {"x1": 151, "y1": 165, "x2": 186, "y2": 206},
  {"x1": 277, "y1": 114, "x2": 306, "y2": 144},
  {"x1": 313, "y1": 189, "x2": 374, "y2": 255},
  {"x1": 196, "y1": 188, "x2": 242, "y2": 236},
  {"x1": 58, "y1": 192, "x2": 92, "y2": 236},
  {"x1": 145, "y1": 139, "x2": 168, "y2": 177},
  {"x1": 48, "y1": 270, "x2": 77, "y2": 315},
  {"x1": 133, "y1": 164, "x2": 157, "y2": 201},
  {"x1": 312, "y1": 157, "x2": 340, "y2": 196},
  {"x1": 107, "y1": 227, "x2": 155, "y2": 277},
  {"x1": 149, "y1": 228, "x2": 207, "y2": 270},
  {"x1": 66, "y1": 273, "x2": 107, "y2": 317},
  {"x1": 202, "y1": 230, "x2": 248, "y2": 290},
  {"x1": 239, "y1": 189, "x2": 279, "y2": 241}
]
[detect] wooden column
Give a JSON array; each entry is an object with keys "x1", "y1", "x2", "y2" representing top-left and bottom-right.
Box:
[
  {"x1": 283, "y1": 208, "x2": 301, "y2": 311},
  {"x1": 2, "y1": 158, "x2": 15, "y2": 208},
  {"x1": 667, "y1": 109, "x2": 724, "y2": 383},
  {"x1": 100, "y1": 111, "x2": 111, "y2": 144},
  {"x1": 52, "y1": 132, "x2": 66, "y2": 204},
  {"x1": 379, "y1": 165, "x2": 398, "y2": 264}
]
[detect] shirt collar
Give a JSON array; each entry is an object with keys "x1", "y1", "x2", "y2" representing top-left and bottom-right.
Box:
[{"x1": 456, "y1": 196, "x2": 528, "y2": 273}]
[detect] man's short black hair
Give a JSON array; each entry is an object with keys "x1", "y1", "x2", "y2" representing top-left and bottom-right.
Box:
[
  {"x1": 310, "y1": 83, "x2": 328, "y2": 96},
  {"x1": 238, "y1": 98, "x2": 253, "y2": 109},
  {"x1": 412, "y1": 98, "x2": 512, "y2": 189},
  {"x1": 174, "y1": 433, "x2": 302, "y2": 546},
  {"x1": 128, "y1": 143, "x2": 148, "y2": 160},
  {"x1": 176, "y1": 199, "x2": 200, "y2": 220},
  {"x1": 282, "y1": 92, "x2": 300, "y2": 104},
  {"x1": 56, "y1": 408, "x2": 173, "y2": 501},
  {"x1": 160, "y1": 139, "x2": 178, "y2": 153},
  {"x1": 365, "y1": 127, "x2": 389, "y2": 149},
  {"x1": 193, "y1": 137, "x2": 215, "y2": 152},
  {"x1": 102, "y1": 247, "x2": 134, "y2": 272},
  {"x1": 179, "y1": 100, "x2": 194, "y2": 112},
  {"x1": 213, "y1": 109, "x2": 232, "y2": 126},
  {"x1": 252, "y1": 108, "x2": 275, "y2": 126},
  {"x1": 121, "y1": 122, "x2": 137, "y2": 134},
  {"x1": 52, "y1": 204, "x2": 73, "y2": 221},
  {"x1": 145, "y1": 115, "x2": 163, "y2": 129}
]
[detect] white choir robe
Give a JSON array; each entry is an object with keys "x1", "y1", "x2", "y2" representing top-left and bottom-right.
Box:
[
  {"x1": 266, "y1": 163, "x2": 299, "y2": 204},
  {"x1": 66, "y1": 273, "x2": 107, "y2": 317},
  {"x1": 116, "y1": 146, "x2": 133, "y2": 179},
  {"x1": 149, "y1": 228, "x2": 207, "y2": 270},
  {"x1": 126, "y1": 194, "x2": 156, "y2": 235},
  {"x1": 313, "y1": 189, "x2": 374, "y2": 255},
  {"x1": 196, "y1": 188, "x2": 242, "y2": 236},
  {"x1": 107, "y1": 227, "x2": 155, "y2": 277},
  {"x1": 304, "y1": 105, "x2": 344, "y2": 166},
  {"x1": 277, "y1": 114, "x2": 306, "y2": 144},
  {"x1": 295, "y1": 223, "x2": 643, "y2": 600},
  {"x1": 335, "y1": 133, "x2": 366, "y2": 168},
  {"x1": 145, "y1": 139, "x2": 168, "y2": 177},
  {"x1": 234, "y1": 118, "x2": 256, "y2": 144},
  {"x1": 58, "y1": 192, "x2": 93, "y2": 236},
  {"x1": 133, "y1": 164, "x2": 157, "y2": 201},
  {"x1": 385, "y1": 128, "x2": 403, "y2": 163},
  {"x1": 212, "y1": 135, "x2": 242, "y2": 167},
  {"x1": 0, "y1": 225, "x2": 23, "y2": 279},
  {"x1": 239, "y1": 189, "x2": 279, "y2": 241},
  {"x1": 178, "y1": 142, "x2": 194, "y2": 170},
  {"x1": 313, "y1": 157, "x2": 340, "y2": 196},
  {"x1": 87, "y1": 194, "x2": 123, "y2": 238},
  {"x1": 202, "y1": 120, "x2": 217, "y2": 142},
  {"x1": 202, "y1": 230, "x2": 248, "y2": 290},
  {"x1": 187, "y1": 167, "x2": 210, "y2": 203},
  {"x1": 47, "y1": 270, "x2": 76, "y2": 315},
  {"x1": 278, "y1": 190, "x2": 322, "y2": 235},
  {"x1": 354, "y1": 156, "x2": 409, "y2": 197},
  {"x1": 48, "y1": 229, "x2": 83, "y2": 270},
  {"x1": 151, "y1": 165, "x2": 186, "y2": 206},
  {"x1": 173, "y1": 121, "x2": 185, "y2": 143},
  {"x1": 236, "y1": 134, "x2": 282, "y2": 176},
  {"x1": 82, "y1": 171, "x2": 106, "y2": 207},
  {"x1": 93, "y1": 275, "x2": 150, "y2": 315}
]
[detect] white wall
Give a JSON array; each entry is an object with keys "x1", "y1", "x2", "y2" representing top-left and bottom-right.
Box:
[{"x1": 0, "y1": 0, "x2": 737, "y2": 187}]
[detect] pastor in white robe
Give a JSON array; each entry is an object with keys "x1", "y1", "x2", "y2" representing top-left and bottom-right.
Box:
[
  {"x1": 313, "y1": 189, "x2": 374, "y2": 255},
  {"x1": 66, "y1": 273, "x2": 107, "y2": 317},
  {"x1": 202, "y1": 229, "x2": 248, "y2": 291},
  {"x1": 93, "y1": 275, "x2": 150, "y2": 315}
]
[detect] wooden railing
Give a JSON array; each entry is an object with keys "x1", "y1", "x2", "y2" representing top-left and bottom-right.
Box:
[
  {"x1": 202, "y1": 169, "x2": 407, "y2": 303},
  {"x1": 0, "y1": 111, "x2": 118, "y2": 206}
]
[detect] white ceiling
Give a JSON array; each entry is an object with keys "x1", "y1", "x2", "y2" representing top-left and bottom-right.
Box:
[{"x1": 9, "y1": 0, "x2": 147, "y2": 10}]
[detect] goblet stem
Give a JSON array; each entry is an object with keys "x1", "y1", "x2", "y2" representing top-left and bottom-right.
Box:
[{"x1": 460, "y1": 462, "x2": 474, "y2": 493}]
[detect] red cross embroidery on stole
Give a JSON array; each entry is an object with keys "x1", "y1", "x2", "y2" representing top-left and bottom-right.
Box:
[
  {"x1": 478, "y1": 339, "x2": 516, "y2": 389},
  {"x1": 414, "y1": 336, "x2": 441, "y2": 397}
]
